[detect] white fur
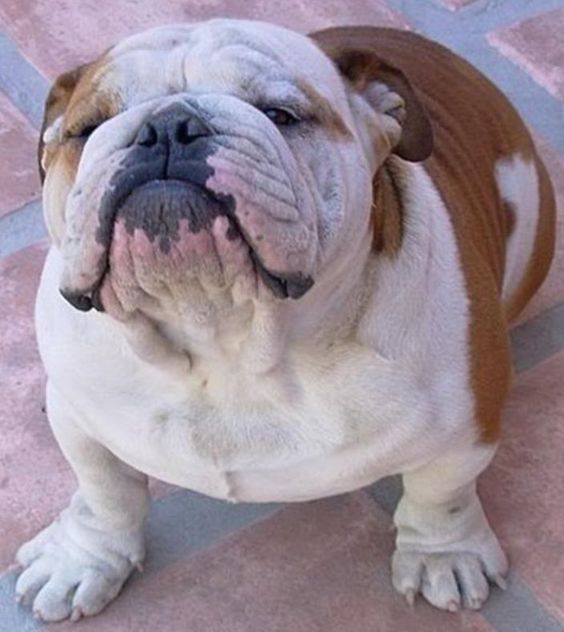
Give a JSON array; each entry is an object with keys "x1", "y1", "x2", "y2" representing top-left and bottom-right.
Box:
[
  {"x1": 496, "y1": 154, "x2": 540, "y2": 301},
  {"x1": 34, "y1": 159, "x2": 476, "y2": 504},
  {"x1": 16, "y1": 20, "x2": 509, "y2": 621},
  {"x1": 392, "y1": 443, "x2": 508, "y2": 611}
]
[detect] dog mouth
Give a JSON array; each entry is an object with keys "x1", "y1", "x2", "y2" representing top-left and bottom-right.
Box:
[{"x1": 60, "y1": 175, "x2": 314, "y2": 313}]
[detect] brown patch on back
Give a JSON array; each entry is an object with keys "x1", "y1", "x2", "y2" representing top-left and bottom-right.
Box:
[{"x1": 313, "y1": 27, "x2": 556, "y2": 443}]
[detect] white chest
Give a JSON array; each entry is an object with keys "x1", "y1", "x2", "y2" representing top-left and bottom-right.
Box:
[
  {"x1": 58, "y1": 341, "x2": 448, "y2": 503},
  {"x1": 37, "y1": 160, "x2": 476, "y2": 504}
]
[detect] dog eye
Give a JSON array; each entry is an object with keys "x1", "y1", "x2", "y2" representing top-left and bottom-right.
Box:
[
  {"x1": 64, "y1": 121, "x2": 103, "y2": 141},
  {"x1": 262, "y1": 107, "x2": 300, "y2": 126},
  {"x1": 76, "y1": 123, "x2": 100, "y2": 138}
]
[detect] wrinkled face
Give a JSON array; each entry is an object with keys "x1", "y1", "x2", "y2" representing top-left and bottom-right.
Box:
[{"x1": 40, "y1": 20, "x2": 404, "y2": 324}]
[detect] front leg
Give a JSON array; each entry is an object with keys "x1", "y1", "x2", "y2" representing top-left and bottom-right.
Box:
[
  {"x1": 392, "y1": 444, "x2": 508, "y2": 611},
  {"x1": 15, "y1": 382, "x2": 150, "y2": 622}
]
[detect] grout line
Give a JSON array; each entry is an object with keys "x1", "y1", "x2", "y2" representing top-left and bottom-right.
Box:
[
  {"x1": 367, "y1": 475, "x2": 403, "y2": 515},
  {"x1": 511, "y1": 303, "x2": 564, "y2": 373},
  {"x1": 448, "y1": 37, "x2": 564, "y2": 155},
  {"x1": 482, "y1": 577, "x2": 564, "y2": 632},
  {"x1": 393, "y1": 0, "x2": 564, "y2": 27},
  {"x1": 0, "y1": 201, "x2": 47, "y2": 258},
  {"x1": 0, "y1": 572, "x2": 40, "y2": 632},
  {"x1": 444, "y1": 0, "x2": 564, "y2": 30},
  {"x1": 0, "y1": 31, "x2": 48, "y2": 130},
  {"x1": 143, "y1": 489, "x2": 280, "y2": 574}
]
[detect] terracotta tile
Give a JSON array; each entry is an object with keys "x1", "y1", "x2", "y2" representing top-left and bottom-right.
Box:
[
  {"x1": 0, "y1": 0, "x2": 406, "y2": 80},
  {"x1": 0, "y1": 243, "x2": 76, "y2": 569},
  {"x1": 0, "y1": 91, "x2": 41, "y2": 218},
  {"x1": 482, "y1": 351, "x2": 564, "y2": 620},
  {"x1": 488, "y1": 9, "x2": 564, "y2": 101},
  {"x1": 57, "y1": 493, "x2": 492, "y2": 632},
  {"x1": 512, "y1": 136, "x2": 564, "y2": 326}
]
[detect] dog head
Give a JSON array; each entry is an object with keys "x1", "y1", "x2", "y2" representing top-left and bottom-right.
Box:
[{"x1": 39, "y1": 20, "x2": 432, "y2": 325}]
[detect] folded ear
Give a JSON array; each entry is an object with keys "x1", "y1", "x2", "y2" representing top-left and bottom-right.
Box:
[
  {"x1": 38, "y1": 63, "x2": 89, "y2": 183},
  {"x1": 310, "y1": 27, "x2": 433, "y2": 162}
]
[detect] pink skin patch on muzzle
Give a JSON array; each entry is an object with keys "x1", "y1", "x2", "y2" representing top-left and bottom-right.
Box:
[
  {"x1": 97, "y1": 182, "x2": 256, "y2": 318},
  {"x1": 58, "y1": 97, "x2": 319, "y2": 314}
]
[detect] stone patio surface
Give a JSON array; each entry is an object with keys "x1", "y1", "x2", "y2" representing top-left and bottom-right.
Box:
[{"x1": 0, "y1": 0, "x2": 563, "y2": 630}]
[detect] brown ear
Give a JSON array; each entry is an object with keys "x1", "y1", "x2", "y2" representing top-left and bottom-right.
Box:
[
  {"x1": 38, "y1": 63, "x2": 88, "y2": 183},
  {"x1": 310, "y1": 27, "x2": 433, "y2": 162}
]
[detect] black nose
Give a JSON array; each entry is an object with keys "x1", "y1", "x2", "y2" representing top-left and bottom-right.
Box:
[{"x1": 135, "y1": 103, "x2": 210, "y2": 149}]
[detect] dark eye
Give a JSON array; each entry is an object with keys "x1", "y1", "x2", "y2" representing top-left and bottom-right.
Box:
[
  {"x1": 65, "y1": 121, "x2": 103, "y2": 141},
  {"x1": 77, "y1": 123, "x2": 100, "y2": 138},
  {"x1": 262, "y1": 108, "x2": 300, "y2": 126}
]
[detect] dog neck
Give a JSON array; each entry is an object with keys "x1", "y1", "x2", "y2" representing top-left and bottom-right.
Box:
[
  {"x1": 112, "y1": 167, "x2": 406, "y2": 381},
  {"x1": 151, "y1": 231, "x2": 376, "y2": 378}
]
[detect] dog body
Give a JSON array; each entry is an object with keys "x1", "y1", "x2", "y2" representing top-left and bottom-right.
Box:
[
  {"x1": 36, "y1": 156, "x2": 473, "y2": 504},
  {"x1": 16, "y1": 20, "x2": 554, "y2": 621}
]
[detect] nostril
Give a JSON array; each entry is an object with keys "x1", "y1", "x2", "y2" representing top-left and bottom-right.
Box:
[
  {"x1": 137, "y1": 123, "x2": 158, "y2": 147},
  {"x1": 175, "y1": 117, "x2": 209, "y2": 145}
]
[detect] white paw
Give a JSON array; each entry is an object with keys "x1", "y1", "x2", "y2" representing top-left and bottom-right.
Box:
[
  {"x1": 15, "y1": 504, "x2": 144, "y2": 622},
  {"x1": 391, "y1": 542, "x2": 508, "y2": 611}
]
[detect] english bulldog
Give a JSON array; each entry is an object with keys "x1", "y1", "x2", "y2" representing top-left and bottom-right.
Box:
[{"x1": 15, "y1": 19, "x2": 555, "y2": 622}]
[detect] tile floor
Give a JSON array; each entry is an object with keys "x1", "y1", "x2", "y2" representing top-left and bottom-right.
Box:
[{"x1": 0, "y1": 1, "x2": 563, "y2": 630}]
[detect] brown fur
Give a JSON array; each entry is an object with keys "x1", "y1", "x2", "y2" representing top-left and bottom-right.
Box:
[
  {"x1": 316, "y1": 45, "x2": 433, "y2": 162},
  {"x1": 371, "y1": 160, "x2": 404, "y2": 256},
  {"x1": 296, "y1": 79, "x2": 352, "y2": 139},
  {"x1": 38, "y1": 64, "x2": 85, "y2": 182},
  {"x1": 39, "y1": 54, "x2": 121, "y2": 247},
  {"x1": 312, "y1": 27, "x2": 556, "y2": 442},
  {"x1": 39, "y1": 54, "x2": 118, "y2": 183}
]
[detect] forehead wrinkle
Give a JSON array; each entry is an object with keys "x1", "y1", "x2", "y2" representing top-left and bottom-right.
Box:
[
  {"x1": 182, "y1": 40, "x2": 282, "y2": 92},
  {"x1": 80, "y1": 20, "x2": 351, "y2": 133},
  {"x1": 109, "y1": 19, "x2": 342, "y2": 91},
  {"x1": 212, "y1": 55, "x2": 294, "y2": 101},
  {"x1": 105, "y1": 47, "x2": 193, "y2": 108},
  {"x1": 111, "y1": 24, "x2": 194, "y2": 56},
  {"x1": 178, "y1": 39, "x2": 334, "y2": 115},
  {"x1": 185, "y1": 21, "x2": 344, "y2": 94},
  {"x1": 211, "y1": 44, "x2": 282, "y2": 76}
]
